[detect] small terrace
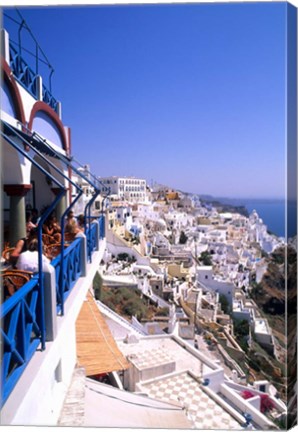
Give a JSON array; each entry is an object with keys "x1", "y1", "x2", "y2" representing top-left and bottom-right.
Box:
[
  {"x1": 1, "y1": 217, "x2": 106, "y2": 409},
  {"x1": 3, "y1": 10, "x2": 60, "y2": 114}
]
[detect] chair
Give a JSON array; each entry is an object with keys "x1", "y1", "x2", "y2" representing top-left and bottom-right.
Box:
[
  {"x1": 2, "y1": 247, "x2": 14, "y2": 264},
  {"x1": 46, "y1": 243, "x2": 64, "y2": 259},
  {"x1": 2, "y1": 270, "x2": 33, "y2": 299},
  {"x1": 64, "y1": 232, "x2": 76, "y2": 242}
]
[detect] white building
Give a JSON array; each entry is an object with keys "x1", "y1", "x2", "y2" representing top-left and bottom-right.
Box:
[
  {"x1": 253, "y1": 318, "x2": 274, "y2": 347},
  {"x1": 99, "y1": 176, "x2": 148, "y2": 203},
  {"x1": 196, "y1": 266, "x2": 235, "y2": 304}
]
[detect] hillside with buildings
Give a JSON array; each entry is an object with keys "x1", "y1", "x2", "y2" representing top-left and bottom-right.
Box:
[
  {"x1": 1, "y1": 7, "x2": 296, "y2": 430},
  {"x1": 71, "y1": 175, "x2": 293, "y2": 428}
]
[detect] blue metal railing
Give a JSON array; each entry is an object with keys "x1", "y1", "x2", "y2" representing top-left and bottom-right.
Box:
[
  {"x1": 29, "y1": 130, "x2": 103, "y2": 266},
  {"x1": 51, "y1": 238, "x2": 82, "y2": 313},
  {"x1": 1, "y1": 213, "x2": 104, "y2": 406},
  {"x1": 1, "y1": 276, "x2": 41, "y2": 406},
  {"x1": 1, "y1": 124, "x2": 67, "y2": 350},
  {"x1": 42, "y1": 82, "x2": 58, "y2": 112},
  {"x1": 86, "y1": 223, "x2": 97, "y2": 258},
  {"x1": 9, "y1": 43, "x2": 37, "y2": 99},
  {"x1": 9, "y1": 42, "x2": 58, "y2": 112}
]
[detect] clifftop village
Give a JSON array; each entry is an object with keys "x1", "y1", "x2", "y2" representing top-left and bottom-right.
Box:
[
  {"x1": 2, "y1": 9, "x2": 296, "y2": 427},
  {"x1": 66, "y1": 170, "x2": 291, "y2": 428}
]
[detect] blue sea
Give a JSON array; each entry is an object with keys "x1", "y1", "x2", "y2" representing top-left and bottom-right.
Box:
[{"x1": 216, "y1": 198, "x2": 297, "y2": 239}]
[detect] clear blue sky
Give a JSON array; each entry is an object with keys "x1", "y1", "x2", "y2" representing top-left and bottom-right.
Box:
[{"x1": 4, "y1": 2, "x2": 287, "y2": 198}]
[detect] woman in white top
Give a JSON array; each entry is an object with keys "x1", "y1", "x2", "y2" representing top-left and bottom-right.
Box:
[{"x1": 16, "y1": 238, "x2": 51, "y2": 273}]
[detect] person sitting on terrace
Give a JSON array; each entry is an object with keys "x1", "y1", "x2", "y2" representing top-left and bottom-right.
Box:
[
  {"x1": 16, "y1": 238, "x2": 51, "y2": 273},
  {"x1": 77, "y1": 214, "x2": 85, "y2": 232},
  {"x1": 26, "y1": 211, "x2": 37, "y2": 237},
  {"x1": 64, "y1": 219, "x2": 82, "y2": 241},
  {"x1": 43, "y1": 215, "x2": 62, "y2": 243},
  {"x1": 64, "y1": 210, "x2": 83, "y2": 239},
  {"x1": 9, "y1": 228, "x2": 38, "y2": 268},
  {"x1": 65, "y1": 210, "x2": 77, "y2": 229}
]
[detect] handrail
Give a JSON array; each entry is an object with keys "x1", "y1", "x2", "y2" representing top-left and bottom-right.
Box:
[
  {"x1": 4, "y1": 9, "x2": 55, "y2": 102},
  {"x1": 1, "y1": 127, "x2": 67, "y2": 350},
  {"x1": 59, "y1": 192, "x2": 83, "y2": 315},
  {"x1": 2, "y1": 122, "x2": 82, "y2": 197},
  {"x1": 51, "y1": 237, "x2": 82, "y2": 312},
  {"x1": 27, "y1": 129, "x2": 101, "y2": 263},
  {"x1": 17, "y1": 123, "x2": 111, "y2": 237},
  {"x1": 85, "y1": 222, "x2": 97, "y2": 259},
  {"x1": 67, "y1": 154, "x2": 110, "y2": 193},
  {"x1": 3, "y1": 121, "x2": 85, "y2": 316},
  {"x1": 25, "y1": 128, "x2": 105, "y2": 261},
  {"x1": 1, "y1": 276, "x2": 41, "y2": 406},
  {"x1": 84, "y1": 193, "x2": 99, "y2": 262}
]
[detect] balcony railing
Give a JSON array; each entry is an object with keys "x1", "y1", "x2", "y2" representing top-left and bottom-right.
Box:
[
  {"x1": 9, "y1": 43, "x2": 58, "y2": 113},
  {"x1": 1, "y1": 275, "x2": 42, "y2": 406},
  {"x1": 86, "y1": 223, "x2": 98, "y2": 262},
  {"x1": 42, "y1": 83, "x2": 59, "y2": 113},
  {"x1": 52, "y1": 237, "x2": 82, "y2": 314},
  {"x1": 9, "y1": 43, "x2": 37, "y2": 99},
  {"x1": 1, "y1": 216, "x2": 105, "y2": 406}
]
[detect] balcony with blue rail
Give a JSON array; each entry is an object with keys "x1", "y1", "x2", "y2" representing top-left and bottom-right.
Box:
[
  {"x1": 1, "y1": 11, "x2": 110, "y2": 421},
  {"x1": 1, "y1": 216, "x2": 106, "y2": 409},
  {"x1": 2, "y1": 10, "x2": 60, "y2": 115}
]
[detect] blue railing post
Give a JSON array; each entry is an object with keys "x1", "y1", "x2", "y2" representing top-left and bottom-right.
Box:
[
  {"x1": 1, "y1": 276, "x2": 44, "y2": 407},
  {"x1": 17, "y1": 19, "x2": 24, "y2": 75},
  {"x1": 37, "y1": 189, "x2": 66, "y2": 350},
  {"x1": 59, "y1": 190, "x2": 83, "y2": 316},
  {"x1": 84, "y1": 192, "x2": 98, "y2": 263}
]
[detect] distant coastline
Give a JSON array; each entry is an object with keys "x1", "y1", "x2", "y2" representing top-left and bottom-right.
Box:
[{"x1": 200, "y1": 196, "x2": 296, "y2": 239}]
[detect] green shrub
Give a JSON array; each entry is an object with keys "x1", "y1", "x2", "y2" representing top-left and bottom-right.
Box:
[
  {"x1": 199, "y1": 251, "x2": 212, "y2": 266},
  {"x1": 93, "y1": 272, "x2": 103, "y2": 300},
  {"x1": 219, "y1": 294, "x2": 230, "y2": 314}
]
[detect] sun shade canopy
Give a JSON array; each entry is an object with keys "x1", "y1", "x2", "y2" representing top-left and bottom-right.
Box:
[{"x1": 76, "y1": 292, "x2": 130, "y2": 376}]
